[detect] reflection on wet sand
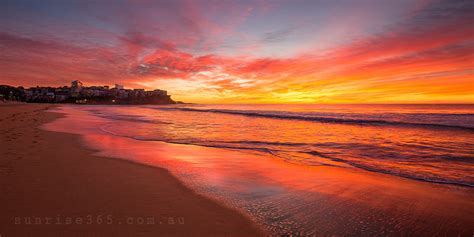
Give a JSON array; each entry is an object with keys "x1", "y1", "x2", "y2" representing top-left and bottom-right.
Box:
[{"x1": 45, "y1": 106, "x2": 474, "y2": 235}]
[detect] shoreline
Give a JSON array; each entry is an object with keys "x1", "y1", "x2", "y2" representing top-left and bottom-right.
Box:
[
  {"x1": 0, "y1": 104, "x2": 265, "y2": 236},
  {"x1": 2, "y1": 103, "x2": 474, "y2": 236},
  {"x1": 45, "y1": 105, "x2": 474, "y2": 236}
]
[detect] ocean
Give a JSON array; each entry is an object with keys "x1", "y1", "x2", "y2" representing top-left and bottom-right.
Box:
[
  {"x1": 45, "y1": 104, "x2": 474, "y2": 235},
  {"x1": 91, "y1": 104, "x2": 474, "y2": 187}
]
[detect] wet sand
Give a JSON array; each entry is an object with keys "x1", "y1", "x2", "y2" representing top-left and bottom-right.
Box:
[
  {"x1": 2, "y1": 103, "x2": 474, "y2": 236},
  {"x1": 0, "y1": 103, "x2": 265, "y2": 236},
  {"x1": 43, "y1": 105, "x2": 474, "y2": 236}
]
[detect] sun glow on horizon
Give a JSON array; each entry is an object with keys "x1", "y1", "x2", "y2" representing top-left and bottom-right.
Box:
[{"x1": 1, "y1": 0, "x2": 473, "y2": 104}]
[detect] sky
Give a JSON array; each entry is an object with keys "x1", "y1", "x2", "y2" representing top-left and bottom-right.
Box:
[{"x1": 1, "y1": 0, "x2": 473, "y2": 104}]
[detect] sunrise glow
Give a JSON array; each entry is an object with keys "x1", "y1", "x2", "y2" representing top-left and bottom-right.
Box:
[
  {"x1": 2, "y1": 1, "x2": 474, "y2": 236},
  {"x1": 1, "y1": 0, "x2": 473, "y2": 103}
]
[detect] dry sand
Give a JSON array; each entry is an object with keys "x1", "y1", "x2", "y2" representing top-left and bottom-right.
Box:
[{"x1": 0, "y1": 103, "x2": 265, "y2": 236}]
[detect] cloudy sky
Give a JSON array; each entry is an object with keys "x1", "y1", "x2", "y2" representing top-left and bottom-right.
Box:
[{"x1": 1, "y1": 0, "x2": 473, "y2": 103}]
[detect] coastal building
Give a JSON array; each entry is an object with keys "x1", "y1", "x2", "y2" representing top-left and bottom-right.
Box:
[
  {"x1": 55, "y1": 94, "x2": 69, "y2": 102},
  {"x1": 0, "y1": 81, "x2": 177, "y2": 105},
  {"x1": 151, "y1": 89, "x2": 167, "y2": 96}
]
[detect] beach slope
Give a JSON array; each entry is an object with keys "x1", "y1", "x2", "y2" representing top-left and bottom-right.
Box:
[{"x1": 0, "y1": 104, "x2": 264, "y2": 236}]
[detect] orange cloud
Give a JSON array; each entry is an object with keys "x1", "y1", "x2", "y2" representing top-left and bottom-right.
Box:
[{"x1": 1, "y1": 0, "x2": 473, "y2": 104}]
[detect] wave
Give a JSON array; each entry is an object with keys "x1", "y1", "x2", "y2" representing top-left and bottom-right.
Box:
[
  {"x1": 92, "y1": 113, "x2": 172, "y2": 124},
  {"x1": 98, "y1": 123, "x2": 474, "y2": 188},
  {"x1": 156, "y1": 107, "x2": 474, "y2": 131},
  {"x1": 146, "y1": 140, "x2": 474, "y2": 187}
]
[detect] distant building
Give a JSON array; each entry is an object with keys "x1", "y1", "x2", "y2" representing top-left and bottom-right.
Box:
[
  {"x1": 55, "y1": 94, "x2": 69, "y2": 102},
  {"x1": 152, "y1": 89, "x2": 167, "y2": 96},
  {"x1": 0, "y1": 81, "x2": 177, "y2": 105}
]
